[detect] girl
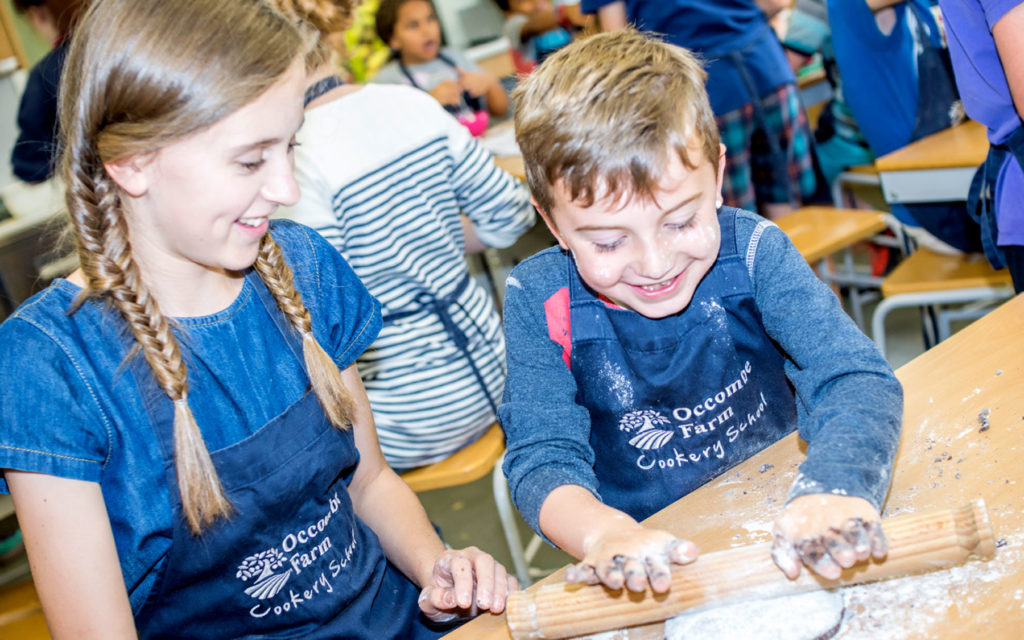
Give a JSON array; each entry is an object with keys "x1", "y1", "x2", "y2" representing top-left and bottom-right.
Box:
[
  {"x1": 0, "y1": 0, "x2": 513, "y2": 638},
  {"x1": 371, "y1": 0, "x2": 509, "y2": 136},
  {"x1": 276, "y1": 0, "x2": 533, "y2": 472}
]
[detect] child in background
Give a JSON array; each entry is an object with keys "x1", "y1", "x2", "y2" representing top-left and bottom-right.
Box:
[
  {"x1": 501, "y1": 31, "x2": 903, "y2": 592},
  {"x1": 829, "y1": 0, "x2": 981, "y2": 255},
  {"x1": 275, "y1": 0, "x2": 534, "y2": 471},
  {"x1": 9, "y1": 0, "x2": 86, "y2": 183},
  {"x1": 583, "y1": 0, "x2": 816, "y2": 220},
  {"x1": 372, "y1": 0, "x2": 508, "y2": 136},
  {"x1": 781, "y1": 0, "x2": 876, "y2": 188},
  {"x1": 0, "y1": 0, "x2": 514, "y2": 636},
  {"x1": 495, "y1": 0, "x2": 584, "y2": 75}
]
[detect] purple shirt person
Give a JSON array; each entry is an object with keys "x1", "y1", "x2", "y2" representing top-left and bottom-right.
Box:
[{"x1": 939, "y1": 0, "x2": 1024, "y2": 291}]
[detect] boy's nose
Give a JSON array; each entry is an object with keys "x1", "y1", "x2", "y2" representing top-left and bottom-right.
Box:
[{"x1": 635, "y1": 241, "x2": 673, "y2": 281}]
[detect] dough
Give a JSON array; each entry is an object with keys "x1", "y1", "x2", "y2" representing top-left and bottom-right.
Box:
[{"x1": 664, "y1": 589, "x2": 845, "y2": 640}]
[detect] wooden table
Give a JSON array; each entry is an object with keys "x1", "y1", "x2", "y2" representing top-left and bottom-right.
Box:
[
  {"x1": 875, "y1": 120, "x2": 989, "y2": 205},
  {"x1": 448, "y1": 293, "x2": 1024, "y2": 639}
]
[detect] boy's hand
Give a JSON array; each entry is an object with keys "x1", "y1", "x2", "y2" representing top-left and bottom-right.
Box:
[
  {"x1": 565, "y1": 528, "x2": 699, "y2": 593},
  {"x1": 429, "y1": 80, "x2": 463, "y2": 107},
  {"x1": 771, "y1": 495, "x2": 888, "y2": 580},
  {"x1": 458, "y1": 70, "x2": 495, "y2": 98},
  {"x1": 418, "y1": 546, "x2": 519, "y2": 622}
]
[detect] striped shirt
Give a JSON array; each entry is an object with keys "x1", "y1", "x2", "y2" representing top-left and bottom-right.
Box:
[{"x1": 282, "y1": 84, "x2": 534, "y2": 470}]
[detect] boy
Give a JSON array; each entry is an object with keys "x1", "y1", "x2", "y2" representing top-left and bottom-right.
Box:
[{"x1": 500, "y1": 30, "x2": 903, "y2": 593}]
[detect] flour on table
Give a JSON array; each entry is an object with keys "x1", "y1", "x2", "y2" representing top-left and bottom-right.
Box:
[{"x1": 664, "y1": 590, "x2": 845, "y2": 640}]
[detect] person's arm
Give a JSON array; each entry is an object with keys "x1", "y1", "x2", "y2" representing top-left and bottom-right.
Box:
[
  {"x1": 992, "y1": 3, "x2": 1024, "y2": 120},
  {"x1": 7, "y1": 472, "x2": 137, "y2": 639},
  {"x1": 744, "y1": 217, "x2": 902, "y2": 578},
  {"x1": 518, "y1": 8, "x2": 562, "y2": 39},
  {"x1": 538, "y1": 485, "x2": 698, "y2": 593},
  {"x1": 756, "y1": 0, "x2": 792, "y2": 18},
  {"x1": 440, "y1": 105, "x2": 533, "y2": 249},
  {"x1": 596, "y1": 1, "x2": 628, "y2": 30},
  {"x1": 343, "y1": 365, "x2": 514, "y2": 615}
]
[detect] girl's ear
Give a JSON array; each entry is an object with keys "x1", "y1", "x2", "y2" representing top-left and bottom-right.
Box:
[{"x1": 104, "y1": 153, "x2": 156, "y2": 198}]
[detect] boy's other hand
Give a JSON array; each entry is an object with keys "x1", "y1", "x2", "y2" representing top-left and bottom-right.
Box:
[
  {"x1": 565, "y1": 528, "x2": 699, "y2": 593},
  {"x1": 429, "y1": 80, "x2": 463, "y2": 107},
  {"x1": 771, "y1": 495, "x2": 888, "y2": 580},
  {"x1": 458, "y1": 71, "x2": 495, "y2": 98},
  {"x1": 418, "y1": 546, "x2": 519, "y2": 622}
]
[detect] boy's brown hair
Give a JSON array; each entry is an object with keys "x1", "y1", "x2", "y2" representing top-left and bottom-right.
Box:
[{"x1": 513, "y1": 29, "x2": 720, "y2": 216}]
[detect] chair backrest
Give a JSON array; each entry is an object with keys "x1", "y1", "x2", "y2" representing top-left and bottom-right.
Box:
[
  {"x1": 400, "y1": 423, "x2": 505, "y2": 493},
  {"x1": 0, "y1": 579, "x2": 48, "y2": 640}
]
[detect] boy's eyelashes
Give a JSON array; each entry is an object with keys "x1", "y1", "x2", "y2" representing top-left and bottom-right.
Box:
[{"x1": 586, "y1": 218, "x2": 698, "y2": 252}]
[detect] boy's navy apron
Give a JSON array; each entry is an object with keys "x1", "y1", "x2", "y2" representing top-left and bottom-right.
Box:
[
  {"x1": 131, "y1": 271, "x2": 442, "y2": 639},
  {"x1": 568, "y1": 208, "x2": 797, "y2": 522}
]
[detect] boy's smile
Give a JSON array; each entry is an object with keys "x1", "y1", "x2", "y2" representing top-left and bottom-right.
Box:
[{"x1": 541, "y1": 146, "x2": 726, "y2": 319}]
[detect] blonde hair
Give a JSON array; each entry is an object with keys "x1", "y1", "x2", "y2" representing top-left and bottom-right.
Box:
[
  {"x1": 60, "y1": 0, "x2": 355, "y2": 534},
  {"x1": 271, "y1": 0, "x2": 357, "y2": 70},
  {"x1": 512, "y1": 29, "x2": 721, "y2": 216}
]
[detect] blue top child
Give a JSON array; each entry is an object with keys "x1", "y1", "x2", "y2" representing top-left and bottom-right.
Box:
[
  {"x1": 0, "y1": 0, "x2": 513, "y2": 636},
  {"x1": 500, "y1": 30, "x2": 904, "y2": 592}
]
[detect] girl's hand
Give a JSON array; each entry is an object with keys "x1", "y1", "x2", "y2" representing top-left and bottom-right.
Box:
[
  {"x1": 429, "y1": 80, "x2": 463, "y2": 107},
  {"x1": 418, "y1": 546, "x2": 519, "y2": 622},
  {"x1": 771, "y1": 495, "x2": 888, "y2": 580},
  {"x1": 458, "y1": 71, "x2": 495, "y2": 98},
  {"x1": 566, "y1": 528, "x2": 698, "y2": 593}
]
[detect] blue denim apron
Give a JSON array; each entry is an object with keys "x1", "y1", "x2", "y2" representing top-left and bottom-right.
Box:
[
  {"x1": 568, "y1": 208, "x2": 797, "y2": 522},
  {"x1": 131, "y1": 271, "x2": 439, "y2": 639},
  {"x1": 717, "y1": 22, "x2": 797, "y2": 205}
]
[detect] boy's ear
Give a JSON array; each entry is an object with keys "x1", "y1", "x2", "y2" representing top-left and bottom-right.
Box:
[
  {"x1": 104, "y1": 153, "x2": 157, "y2": 198},
  {"x1": 532, "y1": 197, "x2": 569, "y2": 250},
  {"x1": 715, "y1": 143, "x2": 727, "y2": 199}
]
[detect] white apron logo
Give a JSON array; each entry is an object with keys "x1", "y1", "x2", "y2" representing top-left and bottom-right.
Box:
[
  {"x1": 237, "y1": 548, "x2": 292, "y2": 600},
  {"x1": 234, "y1": 491, "x2": 355, "y2": 620},
  {"x1": 618, "y1": 410, "x2": 674, "y2": 450}
]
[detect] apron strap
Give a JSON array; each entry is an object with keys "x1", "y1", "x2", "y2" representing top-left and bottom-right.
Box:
[
  {"x1": 381, "y1": 273, "x2": 498, "y2": 414},
  {"x1": 398, "y1": 54, "x2": 484, "y2": 116},
  {"x1": 720, "y1": 23, "x2": 794, "y2": 206},
  {"x1": 968, "y1": 124, "x2": 1024, "y2": 270}
]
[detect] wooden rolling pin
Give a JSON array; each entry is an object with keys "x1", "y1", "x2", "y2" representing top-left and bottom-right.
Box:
[{"x1": 506, "y1": 500, "x2": 995, "y2": 640}]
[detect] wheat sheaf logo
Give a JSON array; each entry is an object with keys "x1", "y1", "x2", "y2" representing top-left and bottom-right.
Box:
[
  {"x1": 618, "y1": 410, "x2": 674, "y2": 450},
  {"x1": 237, "y1": 547, "x2": 293, "y2": 600}
]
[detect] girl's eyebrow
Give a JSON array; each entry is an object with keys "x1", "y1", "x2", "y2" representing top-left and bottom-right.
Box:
[{"x1": 231, "y1": 116, "x2": 305, "y2": 153}]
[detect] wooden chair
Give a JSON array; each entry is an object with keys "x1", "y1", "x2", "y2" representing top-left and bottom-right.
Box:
[
  {"x1": 0, "y1": 579, "x2": 49, "y2": 640},
  {"x1": 399, "y1": 423, "x2": 533, "y2": 586},
  {"x1": 776, "y1": 206, "x2": 889, "y2": 328},
  {"x1": 870, "y1": 248, "x2": 1014, "y2": 357}
]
